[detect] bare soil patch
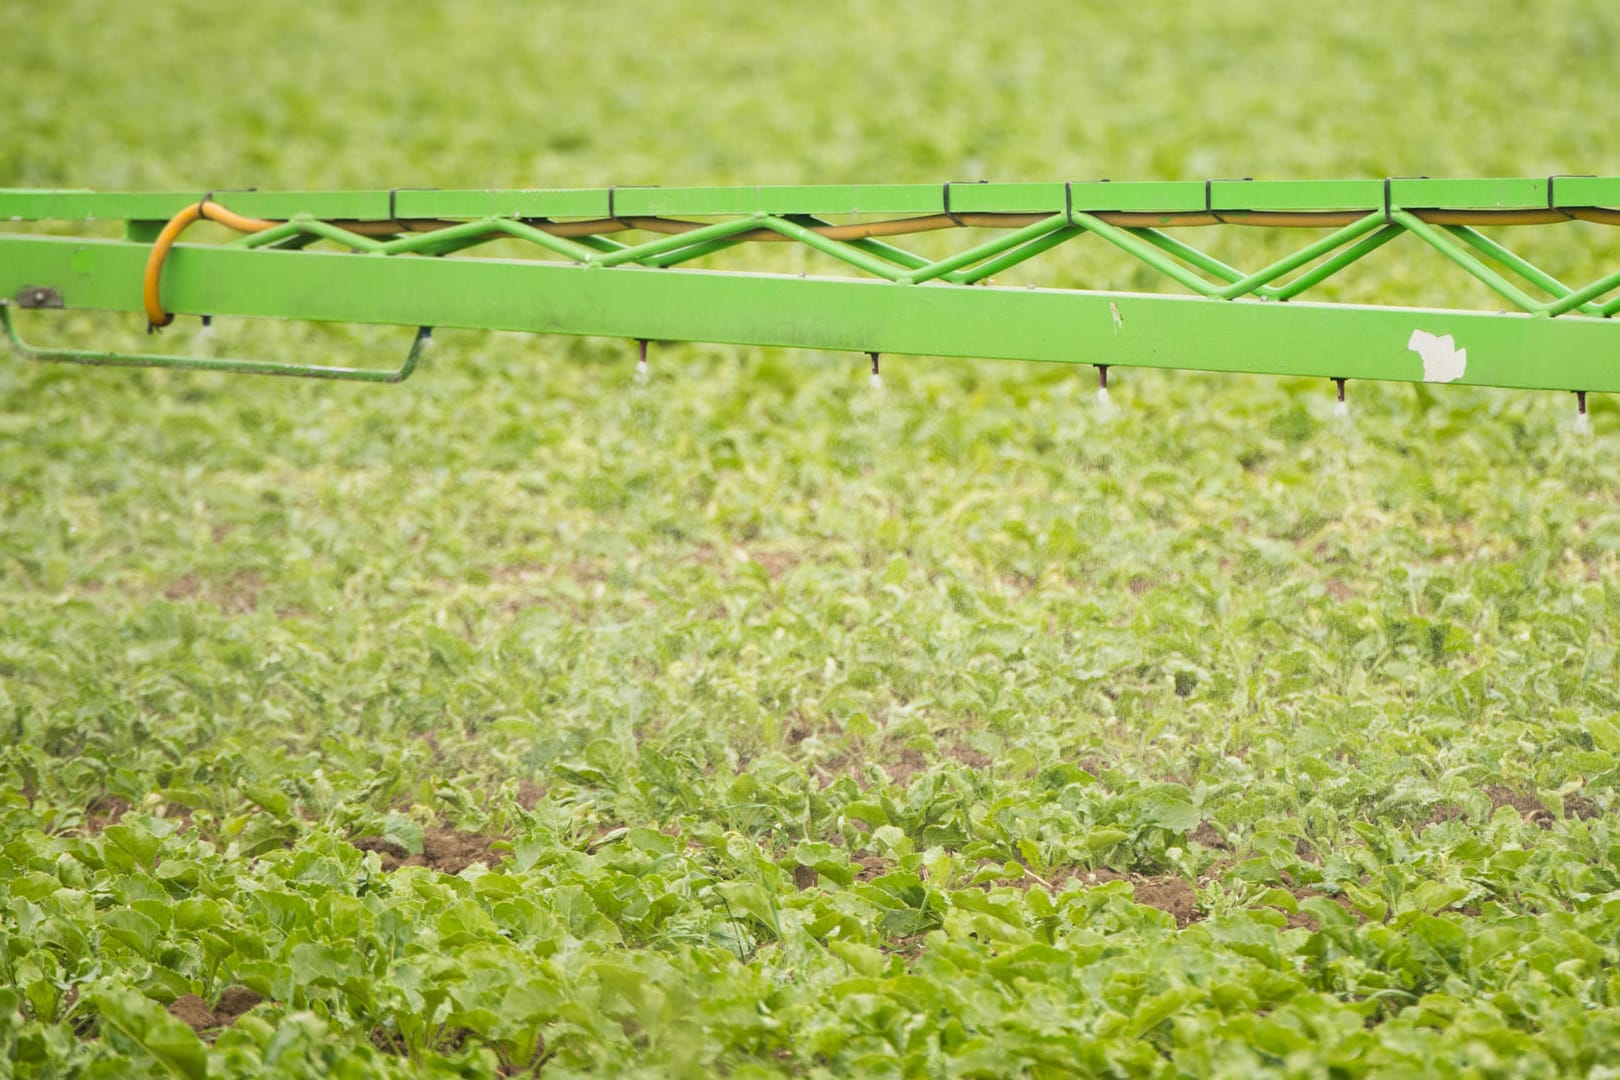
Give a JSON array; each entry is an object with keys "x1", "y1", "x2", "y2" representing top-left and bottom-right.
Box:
[
  {"x1": 984, "y1": 864, "x2": 1202, "y2": 926},
  {"x1": 751, "y1": 550, "x2": 801, "y2": 580},
  {"x1": 1131, "y1": 876, "x2": 1201, "y2": 928},
  {"x1": 886, "y1": 747, "x2": 928, "y2": 786},
  {"x1": 167, "y1": 988, "x2": 261, "y2": 1034},
  {"x1": 1485, "y1": 786, "x2": 1553, "y2": 828},
  {"x1": 1564, "y1": 794, "x2": 1601, "y2": 820},
  {"x1": 168, "y1": 994, "x2": 216, "y2": 1032},
  {"x1": 163, "y1": 576, "x2": 202, "y2": 602},
  {"x1": 678, "y1": 545, "x2": 802, "y2": 582},
  {"x1": 887, "y1": 932, "x2": 929, "y2": 959},
  {"x1": 163, "y1": 571, "x2": 264, "y2": 614},
  {"x1": 85, "y1": 795, "x2": 131, "y2": 832},
  {"x1": 853, "y1": 854, "x2": 890, "y2": 882},
  {"x1": 352, "y1": 827, "x2": 500, "y2": 874},
  {"x1": 944, "y1": 742, "x2": 993, "y2": 770},
  {"x1": 1423, "y1": 803, "x2": 1466, "y2": 828},
  {"x1": 213, "y1": 987, "x2": 263, "y2": 1022},
  {"x1": 813, "y1": 743, "x2": 928, "y2": 789},
  {"x1": 217, "y1": 571, "x2": 265, "y2": 615},
  {"x1": 1190, "y1": 822, "x2": 1230, "y2": 850}
]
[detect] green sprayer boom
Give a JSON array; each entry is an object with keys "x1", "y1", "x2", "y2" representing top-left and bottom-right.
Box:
[{"x1": 3, "y1": 178, "x2": 1619, "y2": 408}]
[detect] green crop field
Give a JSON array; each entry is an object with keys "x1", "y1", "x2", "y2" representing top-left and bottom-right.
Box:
[{"x1": 5, "y1": 2, "x2": 1620, "y2": 1076}]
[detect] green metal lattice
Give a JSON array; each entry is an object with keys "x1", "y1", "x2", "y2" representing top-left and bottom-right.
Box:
[{"x1": 1, "y1": 177, "x2": 1617, "y2": 397}]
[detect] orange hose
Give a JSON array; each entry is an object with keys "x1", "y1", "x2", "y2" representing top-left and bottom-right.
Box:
[{"x1": 143, "y1": 200, "x2": 277, "y2": 329}]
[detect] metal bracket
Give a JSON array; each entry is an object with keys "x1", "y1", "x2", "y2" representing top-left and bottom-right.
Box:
[
  {"x1": 2, "y1": 306, "x2": 431, "y2": 383},
  {"x1": 388, "y1": 187, "x2": 439, "y2": 233},
  {"x1": 15, "y1": 285, "x2": 63, "y2": 309}
]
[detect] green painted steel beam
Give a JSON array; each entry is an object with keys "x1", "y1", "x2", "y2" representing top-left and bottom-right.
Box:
[
  {"x1": 4, "y1": 176, "x2": 1619, "y2": 223},
  {"x1": 3, "y1": 234, "x2": 1616, "y2": 393}
]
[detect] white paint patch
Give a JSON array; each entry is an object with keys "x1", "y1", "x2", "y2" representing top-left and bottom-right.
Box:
[
  {"x1": 1110, "y1": 302, "x2": 1123, "y2": 331},
  {"x1": 1408, "y1": 329, "x2": 1467, "y2": 383}
]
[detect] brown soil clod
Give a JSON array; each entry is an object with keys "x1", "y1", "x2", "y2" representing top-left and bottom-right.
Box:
[
  {"x1": 418, "y1": 827, "x2": 499, "y2": 874},
  {"x1": 1132, "y1": 876, "x2": 1201, "y2": 928},
  {"x1": 163, "y1": 576, "x2": 202, "y2": 602},
  {"x1": 351, "y1": 828, "x2": 499, "y2": 874},
  {"x1": 213, "y1": 987, "x2": 263, "y2": 1021},
  {"x1": 1563, "y1": 794, "x2": 1601, "y2": 821},
  {"x1": 944, "y1": 742, "x2": 993, "y2": 770},
  {"x1": 85, "y1": 795, "x2": 132, "y2": 833},
  {"x1": 853, "y1": 854, "x2": 890, "y2": 882},
  {"x1": 218, "y1": 571, "x2": 265, "y2": 615},
  {"x1": 163, "y1": 571, "x2": 263, "y2": 614},
  {"x1": 1285, "y1": 910, "x2": 1318, "y2": 931},
  {"x1": 515, "y1": 780, "x2": 548, "y2": 811},
  {"x1": 886, "y1": 747, "x2": 928, "y2": 786},
  {"x1": 1190, "y1": 822, "x2": 1230, "y2": 851},
  {"x1": 792, "y1": 864, "x2": 819, "y2": 890},
  {"x1": 751, "y1": 551, "x2": 800, "y2": 580},
  {"x1": 887, "y1": 933, "x2": 929, "y2": 959},
  {"x1": 1485, "y1": 786, "x2": 1553, "y2": 828},
  {"x1": 351, "y1": 836, "x2": 412, "y2": 870},
  {"x1": 991, "y1": 864, "x2": 1202, "y2": 927},
  {"x1": 168, "y1": 994, "x2": 217, "y2": 1033},
  {"x1": 1423, "y1": 803, "x2": 1466, "y2": 828}
]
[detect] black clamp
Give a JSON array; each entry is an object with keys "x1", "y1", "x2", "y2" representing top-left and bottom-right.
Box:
[
  {"x1": 193, "y1": 191, "x2": 218, "y2": 331},
  {"x1": 388, "y1": 187, "x2": 437, "y2": 233},
  {"x1": 1204, "y1": 177, "x2": 1251, "y2": 225},
  {"x1": 606, "y1": 185, "x2": 659, "y2": 225},
  {"x1": 942, "y1": 179, "x2": 987, "y2": 226},
  {"x1": 1547, "y1": 174, "x2": 1593, "y2": 220}
]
